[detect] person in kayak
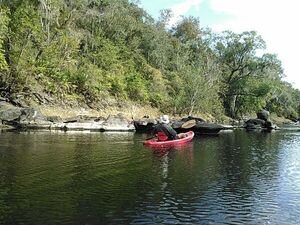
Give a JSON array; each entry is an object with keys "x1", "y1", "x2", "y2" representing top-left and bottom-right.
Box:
[{"x1": 153, "y1": 115, "x2": 178, "y2": 141}]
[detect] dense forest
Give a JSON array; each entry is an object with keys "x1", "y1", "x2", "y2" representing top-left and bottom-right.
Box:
[{"x1": 0, "y1": 0, "x2": 299, "y2": 120}]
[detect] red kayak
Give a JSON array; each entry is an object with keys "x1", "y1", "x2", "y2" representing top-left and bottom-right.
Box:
[{"x1": 143, "y1": 131, "x2": 194, "y2": 148}]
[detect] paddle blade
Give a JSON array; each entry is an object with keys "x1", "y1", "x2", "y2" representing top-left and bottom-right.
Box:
[{"x1": 181, "y1": 119, "x2": 196, "y2": 129}]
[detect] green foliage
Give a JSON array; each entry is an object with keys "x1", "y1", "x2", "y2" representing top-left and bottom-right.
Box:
[
  {"x1": 108, "y1": 76, "x2": 127, "y2": 98},
  {"x1": 0, "y1": 8, "x2": 9, "y2": 71},
  {"x1": 213, "y1": 31, "x2": 286, "y2": 118},
  {"x1": 265, "y1": 81, "x2": 300, "y2": 120},
  {"x1": 125, "y1": 73, "x2": 148, "y2": 102},
  {"x1": 172, "y1": 16, "x2": 201, "y2": 43},
  {"x1": 1, "y1": 0, "x2": 299, "y2": 120}
]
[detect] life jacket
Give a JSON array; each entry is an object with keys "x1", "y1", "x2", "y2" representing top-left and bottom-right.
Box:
[{"x1": 157, "y1": 131, "x2": 168, "y2": 141}]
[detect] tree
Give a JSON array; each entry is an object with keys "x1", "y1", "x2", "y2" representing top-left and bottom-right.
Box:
[
  {"x1": 172, "y1": 16, "x2": 201, "y2": 43},
  {"x1": 167, "y1": 17, "x2": 223, "y2": 115},
  {"x1": 0, "y1": 7, "x2": 8, "y2": 71},
  {"x1": 214, "y1": 31, "x2": 273, "y2": 118},
  {"x1": 0, "y1": 0, "x2": 298, "y2": 121}
]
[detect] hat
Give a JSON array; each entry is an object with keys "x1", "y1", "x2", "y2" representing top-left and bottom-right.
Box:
[{"x1": 160, "y1": 115, "x2": 170, "y2": 124}]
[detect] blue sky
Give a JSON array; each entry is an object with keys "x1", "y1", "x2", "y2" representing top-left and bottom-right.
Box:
[
  {"x1": 138, "y1": 0, "x2": 300, "y2": 90},
  {"x1": 139, "y1": 0, "x2": 233, "y2": 27}
]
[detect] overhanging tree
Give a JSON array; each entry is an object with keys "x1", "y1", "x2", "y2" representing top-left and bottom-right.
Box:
[{"x1": 214, "y1": 31, "x2": 274, "y2": 118}]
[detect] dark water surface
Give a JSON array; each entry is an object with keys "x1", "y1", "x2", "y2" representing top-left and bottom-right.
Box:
[{"x1": 1, "y1": 129, "x2": 300, "y2": 225}]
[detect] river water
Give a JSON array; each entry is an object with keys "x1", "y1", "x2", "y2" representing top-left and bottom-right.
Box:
[{"x1": 0, "y1": 129, "x2": 300, "y2": 225}]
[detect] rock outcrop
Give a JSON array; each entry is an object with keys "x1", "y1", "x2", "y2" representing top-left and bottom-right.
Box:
[
  {"x1": 134, "y1": 116, "x2": 227, "y2": 135},
  {"x1": 133, "y1": 117, "x2": 158, "y2": 132},
  {"x1": 0, "y1": 101, "x2": 135, "y2": 132},
  {"x1": 174, "y1": 121, "x2": 225, "y2": 134},
  {"x1": 0, "y1": 101, "x2": 22, "y2": 122},
  {"x1": 245, "y1": 109, "x2": 278, "y2": 130},
  {"x1": 257, "y1": 109, "x2": 270, "y2": 121},
  {"x1": 101, "y1": 114, "x2": 135, "y2": 131}
]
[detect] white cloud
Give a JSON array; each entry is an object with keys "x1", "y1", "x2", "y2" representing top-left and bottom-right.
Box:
[
  {"x1": 169, "y1": 0, "x2": 204, "y2": 26},
  {"x1": 208, "y1": 0, "x2": 300, "y2": 89}
]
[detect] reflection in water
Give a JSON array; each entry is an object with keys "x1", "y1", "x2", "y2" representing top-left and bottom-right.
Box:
[{"x1": 0, "y1": 130, "x2": 300, "y2": 224}]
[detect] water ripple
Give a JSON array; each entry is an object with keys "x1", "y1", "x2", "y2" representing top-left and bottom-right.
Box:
[{"x1": 1, "y1": 130, "x2": 300, "y2": 224}]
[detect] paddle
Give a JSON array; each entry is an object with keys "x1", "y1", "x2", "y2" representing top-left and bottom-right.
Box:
[{"x1": 181, "y1": 119, "x2": 196, "y2": 129}]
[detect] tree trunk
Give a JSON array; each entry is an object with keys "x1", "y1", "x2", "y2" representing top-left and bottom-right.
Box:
[
  {"x1": 188, "y1": 104, "x2": 194, "y2": 116},
  {"x1": 229, "y1": 94, "x2": 237, "y2": 118}
]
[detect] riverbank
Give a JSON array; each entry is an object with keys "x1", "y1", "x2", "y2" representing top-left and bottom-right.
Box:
[
  {"x1": 0, "y1": 98, "x2": 224, "y2": 132},
  {"x1": 0, "y1": 97, "x2": 294, "y2": 132}
]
